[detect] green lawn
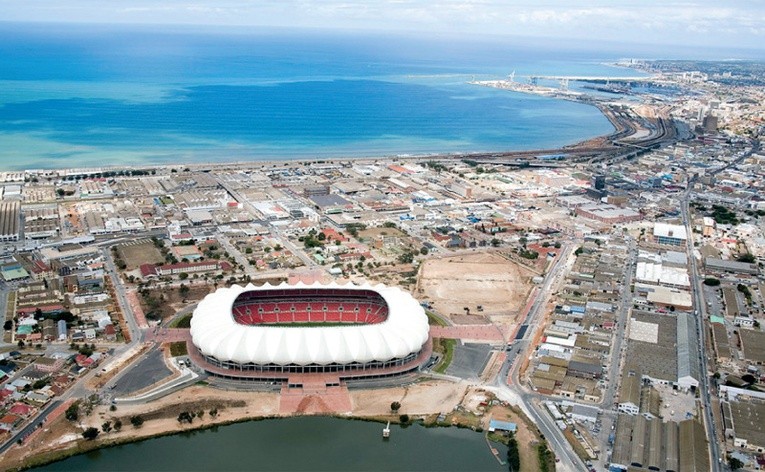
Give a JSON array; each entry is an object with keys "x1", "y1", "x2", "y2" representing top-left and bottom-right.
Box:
[
  {"x1": 169, "y1": 341, "x2": 188, "y2": 357},
  {"x1": 433, "y1": 338, "x2": 456, "y2": 374},
  {"x1": 169, "y1": 313, "x2": 192, "y2": 328}
]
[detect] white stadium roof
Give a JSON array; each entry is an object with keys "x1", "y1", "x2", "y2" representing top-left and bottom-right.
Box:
[{"x1": 190, "y1": 281, "x2": 429, "y2": 366}]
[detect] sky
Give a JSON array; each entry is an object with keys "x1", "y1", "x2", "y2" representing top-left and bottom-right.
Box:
[{"x1": 1, "y1": 1, "x2": 764, "y2": 51}]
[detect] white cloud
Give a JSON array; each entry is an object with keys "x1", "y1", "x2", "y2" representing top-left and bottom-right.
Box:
[{"x1": 0, "y1": 1, "x2": 763, "y2": 50}]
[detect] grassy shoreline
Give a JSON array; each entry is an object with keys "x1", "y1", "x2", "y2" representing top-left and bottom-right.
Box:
[{"x1": 10, "y1": 412, "x2": 481, "y2": 471}]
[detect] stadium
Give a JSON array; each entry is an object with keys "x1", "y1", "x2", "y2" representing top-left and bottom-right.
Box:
[{"x1": 189, "y1": 281, "x2": 432, "y2": 382}]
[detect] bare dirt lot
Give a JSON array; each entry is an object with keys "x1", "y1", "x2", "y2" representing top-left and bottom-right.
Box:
[
  {"x1": 351, "y1": 379, "x2": 468, "y2": 416},
  {"x1": 138, "y1": 285, "x2": 212, "y2": 321},
  {"x1": 357, "y1": 226, "x2": 410, "y2": 241},
  {"x1": 117, "y1": 240, "x2": 164, "y2": 270},
  {"x1": 417, "y1": 252, "x2": 535, "y2": 321}
]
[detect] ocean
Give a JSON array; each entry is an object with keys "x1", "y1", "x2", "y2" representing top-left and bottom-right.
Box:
[{"x1": 0, "y1": 23, "x2": 642, "y2": 170}]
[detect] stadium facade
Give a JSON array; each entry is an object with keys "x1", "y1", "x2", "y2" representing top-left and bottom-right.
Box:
[{"x1": 189, "y1": 281, "x2": 431, "y2": 381}]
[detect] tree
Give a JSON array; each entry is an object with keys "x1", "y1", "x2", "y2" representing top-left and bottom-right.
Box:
[
  {"x1": 114, "y1": 419, "x2": 122, "y2": 431},
  {"x1": 130, "y1": 415, "x2": 144, "y2": 428},
  {"x1": 82, "y1": 427, "x2": 100, "y2": 440},
  {"x1": 65, "y1": 403, "x2": 79, "y2": 422},
  {"x1": 390, "y1": 401, "x2": 401, "y2": 412},
  {"x1": 178, "y1": 272, "x2": 189, "y2": 280},
  {"x1": 32, "y1": 378, "x2": 49, "y2": 390},
  {"x1": 3, "y1": 320, "x2": 11, "y2": 330},
  {"x1": 507, "y1": 434, "x2": 521, "y2": 471},
  {"x1": 737, "y1": 253, "x2": 756, "y2": 263},
  {"x1": 729, "y1": 456, "x2": 744, "y2": 470},
  {"x1": 397, "y1": 251, "x2": 415, "y2": 264},
  {"x1": 399, "y1": 414, "x2": 410, "y2": 423},
  {"x1": 419, "y1": 246, "x2": 429, "y2": 255},
  {"x1": 17, "y1": 340, "x2": 25, "y2": 349},
  {"x1": 102, "y1": 421, "x2": 112, "y2": 433},
  {"x1": 178, "y1": 411, "x2": 194, "y2": 424},
  {"x1": 179, "y1": 284, "x2": 190, "y2": 297},
  {"x1": 79, "y1": 345, "x2": 94, "y2": 356},
  {"x1": 491, "y1": 238, "x2": 501, "y2": 247},
  {"x1": 703, "y1": 277, "x2": 721, "y2": 286}
]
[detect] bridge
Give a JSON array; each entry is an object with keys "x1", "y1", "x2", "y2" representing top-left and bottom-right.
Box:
[{"x1": 524, "y1": 75, "x2": 658, "y2": 83}]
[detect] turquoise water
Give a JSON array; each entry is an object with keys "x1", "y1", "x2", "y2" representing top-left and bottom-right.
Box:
[
  {"x1": 35, "y1": 417, "x2": 506, "y2": 471},
  {"x1": 0, "y1": 24, "x2": 638, "y2": 170}
]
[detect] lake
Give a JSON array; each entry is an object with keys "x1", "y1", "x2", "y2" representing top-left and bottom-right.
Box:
[{"x1": 36, "y1": 416, "x2": 506, "y2": 471}]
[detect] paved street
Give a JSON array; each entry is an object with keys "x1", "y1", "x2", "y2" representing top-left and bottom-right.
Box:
[
  {"x1": 501, "y1": 244, "x2": 586, "y2": 472},
  {"x1": 681, "y1": 191, "x2": 723, "y2": 470}
]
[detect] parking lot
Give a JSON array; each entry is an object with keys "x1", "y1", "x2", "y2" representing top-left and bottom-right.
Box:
[
  {"x1": 111, "y1": 348, "x2": 172, "y2": 395},
  {"x1": 445, "y1": 343, "x2": 492, "y2": 380}
]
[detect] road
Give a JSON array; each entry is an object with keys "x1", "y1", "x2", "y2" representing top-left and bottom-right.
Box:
[
  {"x1": 102, "y1": 247, "x2": 142, "y2": 344},
  {"x1": 215, "y1": 177, "x2": 320, "y2": 271},
  {"x1": 596, "y1": 238, "x2": 637, "y2": 470},
  {"x1": 680, "y1": 188, "x2": 723, "y2": 471},
  {"x1": 0, "y1": 400, "x2": 62, "y2": 455},
  {"x1": 709, "y1": 138, "x2": 760, "y2": 176},
  {"x1": 0, "y1": 282, "x2": 13, "y2": 348},
  {"x1": 601, "y1": 238, "x2": 637, "y2": 409},
  {"x1": 215, "y1": 232, "x2": 259, "y2": 278},
  {"x1": 499, "y1": 244, "x2": 588, "y2": 472},
  {"x1": 270, "y1": 226, "x2": 319, "y2": 270}
]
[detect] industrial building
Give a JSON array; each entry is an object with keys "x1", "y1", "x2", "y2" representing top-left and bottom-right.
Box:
[
  {"x1": 0, "y1": 200, "x2": 20, "y2": 242},
  {"x1": 704, "y1": 257, "x2": 759, "y2": 275},
  {"x1": 625, "y1": 312, "x2": 700, "y2": 391},
  {"x1": 611, "y1": 415, "x2": 709, "y2": 472}
]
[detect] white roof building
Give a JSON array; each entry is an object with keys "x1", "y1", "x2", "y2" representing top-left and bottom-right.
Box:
[
  {"x1": 653, "y1": 222, "x2": 687, "y2": 245},
  {"x1": 190, "y1": 281, "x2": 429, "y2": 367}
]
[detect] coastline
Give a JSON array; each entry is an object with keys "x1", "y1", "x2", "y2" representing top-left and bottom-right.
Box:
[
  {"x1": 4, "y1": 100, "x2": 621, "y2": 176},
  {"x1": 4, "y1": 380, "x2": 514, "y2": 471},
  {"x1": 0, "y1": 79, "x2": 624, "y2": 173},
  {"x1": 0, "y1": 70, "x2": 661, "y2": 174}
]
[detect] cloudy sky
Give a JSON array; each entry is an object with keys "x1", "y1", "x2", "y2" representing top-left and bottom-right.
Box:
[{"x1": 1, "y1": 1, "x2": 763, "y2": 51}]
